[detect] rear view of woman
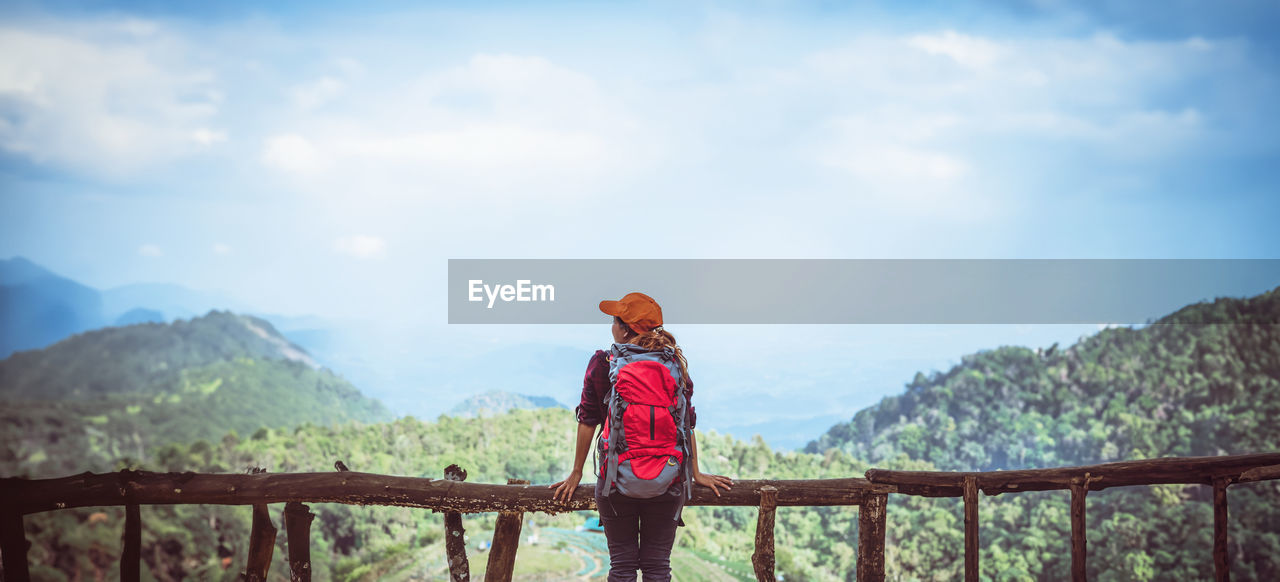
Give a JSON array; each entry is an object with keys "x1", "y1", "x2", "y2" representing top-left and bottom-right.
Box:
[{"x1": 551, "y1": 292, "x2": 733, "y2": 581}]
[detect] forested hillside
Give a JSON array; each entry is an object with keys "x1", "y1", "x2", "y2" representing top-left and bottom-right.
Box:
[
  {"x1": 1, "y1": 309, "x2": 323, "y2": 400},
  {"x1": 806, "y1": 288, "x2": 1280, "y2": 580},
  {"x1": 0, "y1": 311, "x2": 389, "y2": 478},
  {"x1": 807, "y1": 288, "x2": 1280, "y2": 469},
  {"x1": 6, "y1": 290, "x2": 1278, "y2": 581}
]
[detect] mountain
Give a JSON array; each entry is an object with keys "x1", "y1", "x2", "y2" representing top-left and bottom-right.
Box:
[
  {"x1": 805, "y1": 287, "x2": 1280, "y2": 469},
  {"x1": 0, "y1": 309, "x2": 324, "y2": 400},
  {"x1": 0, "y1": 255, "x2": 50, "y2": 283},
  {"x1": 114, "y1": 307, "x2": 166, "y2": 326},
  {"x1": 7, "y1": 284, "x2": 1279, "y2": 580},
  {"x1": 0, "y1": 256, "x2": 105, "y2": 357},
  {"x1": 102, "y1": 282, "x2": 246, "y2": 322},
  {"x1": 0, "y1": 256, "x2": 256, "y2": 358},
  {"x1": 719, "y1": 413, "x2": 848, "y2": 451},
  {"x1": 803, "y1": 286, "x2": 1280, "y2": 580},
  {"x1": 0, "y1": 310, "x2": 389, "y2": 478},
  {"x1": 448, "y1": 390, "x2": 568, "y2": 418},
  {"x1": 266, "y1": 324, "x2": 594, "y2": 421}
]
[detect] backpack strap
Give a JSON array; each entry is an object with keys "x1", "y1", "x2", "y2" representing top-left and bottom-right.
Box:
[
  {"x1": 603, "y1": 381, "x2": 623, "y2": 495},
  {"x1": 678, "y1": 388, "x2": 693, "y2": 519},
  {"x1": 591, "y1": 423, "x2": 603, "y2": 478},
  {"x1": 602, "y1": 347, "x2": 622, "y2": 491}
]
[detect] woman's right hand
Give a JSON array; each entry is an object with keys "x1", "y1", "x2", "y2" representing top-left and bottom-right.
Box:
[
  {"x1": 693, "y1": 471, "x2": 734, "y2": 497},
  {"x1": 549, "y1": 470, "x2": 583, "y2": 504}
]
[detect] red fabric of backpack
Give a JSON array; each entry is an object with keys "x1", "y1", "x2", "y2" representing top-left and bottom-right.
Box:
[{"x1": 598, "y1": 343, "x2": 691, "y2": 503}]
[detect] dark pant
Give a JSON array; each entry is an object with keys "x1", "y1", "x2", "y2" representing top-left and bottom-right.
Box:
[{"x1": 595, "y1": 488, "x2": 681, "y2": 582}]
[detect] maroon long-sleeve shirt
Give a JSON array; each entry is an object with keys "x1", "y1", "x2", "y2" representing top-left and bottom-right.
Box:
[{"x1": 574, "y1": 349, "x2": 696, "y2": 429}]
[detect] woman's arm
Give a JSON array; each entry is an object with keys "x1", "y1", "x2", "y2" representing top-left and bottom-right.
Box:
[
  {"x1": 689, "y1": 430, "x2": 733, "y2": 496},
  {"x1": 552, "y1": 352, "x2": 608, "y2": 503},
  {"x1": 550, "y1": 422, "x2": 597, "y2": 503}
]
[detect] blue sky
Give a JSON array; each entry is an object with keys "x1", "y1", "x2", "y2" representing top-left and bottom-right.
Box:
[{"x1": 2, "y1": 1, "x2": 1278, "y2": 444}]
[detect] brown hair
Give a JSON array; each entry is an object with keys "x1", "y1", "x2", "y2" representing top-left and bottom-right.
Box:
[{"x1": 615, "y1": 316, "x2": 690, "y2": 386}]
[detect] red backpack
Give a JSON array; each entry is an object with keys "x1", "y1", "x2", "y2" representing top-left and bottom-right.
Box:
[{"x1": 597, "y1": 343, "x2": 692, "y2": 506}]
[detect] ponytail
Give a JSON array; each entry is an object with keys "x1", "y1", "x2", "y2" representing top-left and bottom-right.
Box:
[{"x1": 617, "y1": 317, "x2": 689, "y2": 387}]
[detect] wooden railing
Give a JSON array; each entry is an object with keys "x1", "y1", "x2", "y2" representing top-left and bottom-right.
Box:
[
  {"x1": 0, "y1": 464, "x2": 893, "y2": 582},
  {"x1": 2, "y1": 453, "x2": 1278, "y2": 582},
  {"x1": 866, "y1": 452, "x2": 1280, "y2": 582}
]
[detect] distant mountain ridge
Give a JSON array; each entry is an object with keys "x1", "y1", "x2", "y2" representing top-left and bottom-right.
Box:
[
  {"x1": 102, "y1": 282, "x2": 246, "y2": 322},
  {"x1": 0, "y1": 310, "x2": 320, "y2": 400},
  {"x1": 0, "y1": 256, "x2": 104, "y2": 358},
  {"x1": 0, "y1": 256, "x2": 251, "y2": 358},
  {"x1": 719, "y1": 413, "x2": 848, "y2": 451},
  {"x1": 1, "y1": 310, "x2": 389, "y2": 478},
  {"x1": 449, "y1": 390, "x2": 567, "y2": 418}
]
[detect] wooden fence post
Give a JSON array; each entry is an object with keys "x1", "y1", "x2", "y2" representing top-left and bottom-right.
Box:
[
  {"x1": 1, "y1": 509, "x2": 30, "y2": 582},
  {"x1": 1070, "y1": 475, "x2": 1088, "y2": 582},
  {"x1": 485, "y1": 479, "x2": 531, "y2": 582},
  {"x1": 751, "y1": 486, "x2": 779, "y2": 582},
  {"x1": 284, "y1": 501, "x2": 315, "y2": 582},
  {"x1": 963, "y1": 475, "x2": 979, "y2": 582},
  {"x1": 1213, "y1": 477, "x2": 1230, "y2": 582},
  {"x1": 857, "y1": 492, "x2": 887, "y2": 582},
  {"x1": 245, "y1": 503, "x2": 278, "y2": 582},
  {"x1": 444, "y1": 465, "x2": 470, "y2": 582},
  {"x1": 121, "y1": 504, "x2": 141, "y2": 582}
]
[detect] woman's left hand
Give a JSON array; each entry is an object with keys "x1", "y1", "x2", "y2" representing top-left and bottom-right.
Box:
[{"x1": 693, "y1": 472, "x2": 733, "y2": 497}]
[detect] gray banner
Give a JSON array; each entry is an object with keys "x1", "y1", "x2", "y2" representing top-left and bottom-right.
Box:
[{"x1": 447, "y1": 259, "x2": 1280, "y2": 324}]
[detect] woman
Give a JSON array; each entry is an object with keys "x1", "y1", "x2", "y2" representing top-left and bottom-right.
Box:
[{"x1": 550, "y1": 292, "x2": 733, "y2": 582}]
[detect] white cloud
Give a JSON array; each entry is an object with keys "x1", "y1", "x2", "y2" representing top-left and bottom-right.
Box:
[
  {"x1": 264, "y1": 124, "x2": 606, "y2": 175},
  {"x1": 332, "y1": 57, "x2": 365, "y2": 77},
  {"x1": 4, "y1": 12, "x2": 1273, "y2": 273},
  {"x1": 191, "y1": 128, "x2": 227, "y2": 146},
  {"x1": 138, "y1": 244, "x2": 163, "y2": 257},
  {"x1": 791, "y1": 30, "x2": 1250, "y2": 219},
  {"x1": 908, "y1": 31, "x2": 1004, "y2": 68},
  {"x1": 822, "y1": 145, "x2": 969, "y2": 183},
  {"x1": 333, "y1": 235, "x2": 386, "y2": 259},
  {"x1": 0, "y1": 21, "x2": 224, "y2": 175},
  {"x1": 262, "y1": 134, "x2": 321, "y2": 174},
  {"x1": 292, "y1": 76, "x2": 344, "y2": 110},
  {"x1": 804, "y1": 31, "x2": 1234, "y2": 144},
  {"x1": 1185, "y1": 36, "x2": 1212, "y2": 51},
  {"x1": 258, "y1": 53, "x2": 649, "y2": 198}
]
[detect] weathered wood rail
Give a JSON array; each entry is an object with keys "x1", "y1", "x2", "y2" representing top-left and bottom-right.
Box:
[
  {"x1": 0, "y1": 468, "x2": 892, "y2": 582},
  {"x1": 0, "y1": 452, "x2": 1277, "y2": 581},
  {"x1": 2, "y1": 472, "x2": 889, "y2": 515},
  {"x1": 866, "y1": 452, "x2": 1280, "y2": 582}
]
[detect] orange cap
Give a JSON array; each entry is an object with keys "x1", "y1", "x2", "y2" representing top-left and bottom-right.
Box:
[{"x1": 599, "y1": 292, "x2": 663, "y2": 333}]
